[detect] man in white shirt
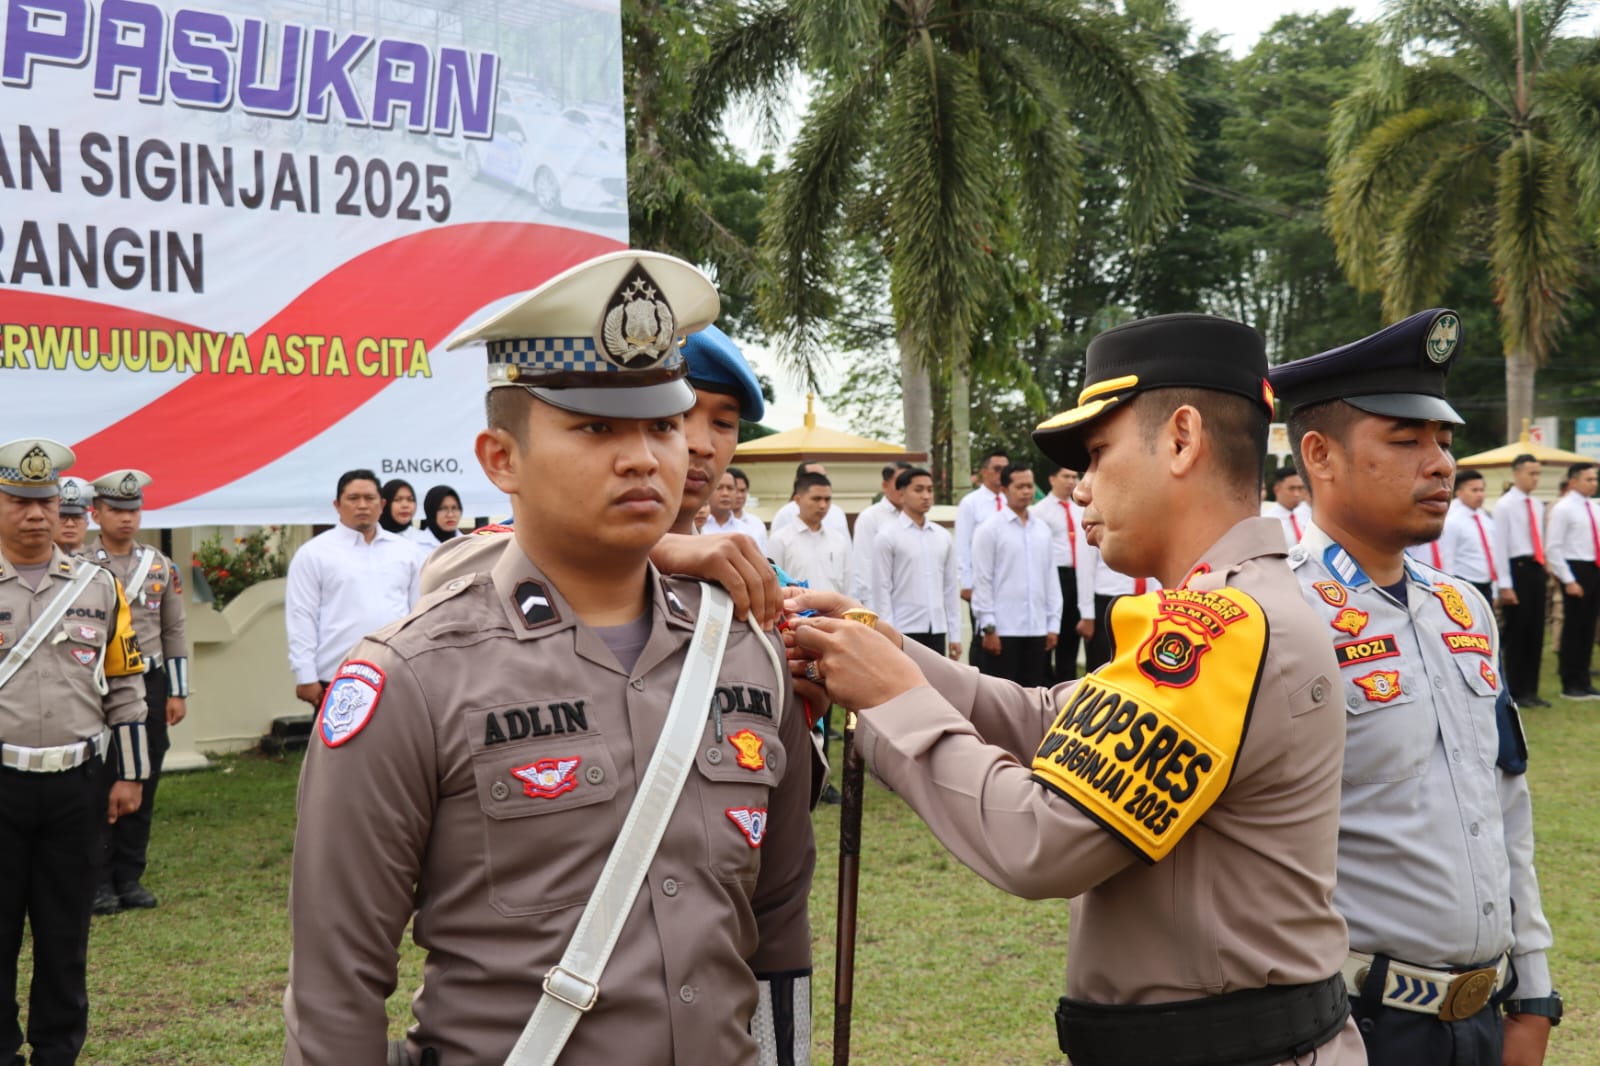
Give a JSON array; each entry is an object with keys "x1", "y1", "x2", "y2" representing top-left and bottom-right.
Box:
[
  {"x1": 1263, "y1": 468, "x2": 1308, "y2": 547},
  {"x1": 1073, "y1": 535, "x2": 1154, "y2": 673},
  {"x1": 285, "y1": 469, "x2": 421, "y2": 708},
  {"x1": 770, "y1": 462, "x2": 850, "y2": 537},
  {"x1": 850, "y1": 461, "x2": 913, "y2": 610},
  {"x1": 1546, "y1": 461, "x2": 1600, "y2": 699},
  {"x1": 970, "y1": 463, "x2": 1059, "y2": 686},
  {"x1": 1030, "y1": 465, "x2": 1082, "y2": 681},
  {"x1": 872, "y1": 468, "x2": 960, "y2": 659},
  {"x1": 769, "y1": 472, "x2": 850, "y2": 593},
  {"x1": 1494, "y1": 454, "x2": 1548, "y2": 706},
  {"x1": 954, "y1": 450, "x2": 1008, "y2": 608},
  {"x1": 701, "y1": 472, "x2": 746, "y2": 538},
  {"x1": 725, "y1": 466, "x2": 768, "y2": 550},
  {"x1": 1436, "y1": 468, "x2": 1512, "y2": 605}
]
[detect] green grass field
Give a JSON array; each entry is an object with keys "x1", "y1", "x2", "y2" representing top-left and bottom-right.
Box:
[{"x1": 25, "y1": 683, "x2": 1600, "y2": 1064}]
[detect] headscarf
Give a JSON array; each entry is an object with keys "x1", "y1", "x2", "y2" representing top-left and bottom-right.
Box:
[
  {"x1": 379, "y1": 479, "x2": 417, "y2": 534},
  {"x1": 422, "y1": 484, "x2": 464, "y2": 543}
]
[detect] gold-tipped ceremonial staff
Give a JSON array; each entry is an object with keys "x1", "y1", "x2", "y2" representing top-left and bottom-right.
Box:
[{"x1": 831, "y1": 608, "x2": 877, "y2": 1064}]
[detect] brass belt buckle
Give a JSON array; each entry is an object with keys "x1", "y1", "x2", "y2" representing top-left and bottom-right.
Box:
[{"x1": 1438, "y1": 966, "x2": 1497, "y2": 1021}]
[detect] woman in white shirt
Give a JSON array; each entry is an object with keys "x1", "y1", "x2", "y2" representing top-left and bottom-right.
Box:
[
  {"x1": 407, "y1": 484, "x2": 465, "y2": 552},
  {"x1": 380, "y1": 479, "x2": 418, "y2": 536}
]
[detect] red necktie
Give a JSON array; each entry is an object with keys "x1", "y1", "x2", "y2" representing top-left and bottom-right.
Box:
[
  {"x1": 1527, "y1": 498, "x2": 1545, "y2": 564},
  {"x1": 994, "y1": 493, "x2": 1001, "y2": 511},
  {"x1": 1587, "y1": 500, "x2": 1600, "y2": 562},
  {"x1": 1134, "y1": 578, "x2": 1147, "y2": 595},
  {"x1": 1430, "y1": 541, "x2": 1442, "y2": 568},
  {"x1": 1289, "y1": 513, "x2": 1302, "y2": 540},
  {"x1": 1473, "y1": 513, "x2": 1498, "y2": 583},
  {"x1": 1061, "y1": 500, "x2": 1077, "y2": 567}
]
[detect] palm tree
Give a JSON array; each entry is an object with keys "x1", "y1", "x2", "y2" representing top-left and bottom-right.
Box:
[
  {"x1": 692, "y1": 0, "x2": 1191, "y2": 479},
  {"x1": 1326, "y1": 0, "x2": 1600, "y2": 439}
]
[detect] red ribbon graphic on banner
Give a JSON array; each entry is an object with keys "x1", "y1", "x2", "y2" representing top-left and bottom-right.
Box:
[{"x1": 0, "y1": 222, "x2": 623, "y2": 509}]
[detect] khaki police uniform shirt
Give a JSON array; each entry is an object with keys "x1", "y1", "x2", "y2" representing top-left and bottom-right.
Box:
[
  {"x1": 284, "y1": 543, "x2": 815, "y2": 1066},
  {"x1": 1290, "y1": 525, "x2": 1554, "y2": 998},
  {"x1": 85, "y1": 540, "x2": 188, "y2": 666},
  {"x1": 853, "y1": 518, "x2": 1364, "y2": 1063},
  {"x1": 0, "y1": 546, "x2": 146, "y2": 747}
]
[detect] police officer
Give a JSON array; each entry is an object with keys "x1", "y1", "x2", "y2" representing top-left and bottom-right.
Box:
[
  {"x1": 284, "y1": 252, "x2": 815, "y2": 1066},
  {"x1": 52, "y1": 478, "x2": 91, "y2": 555},
  {"x1": 83, "y1": 470, "x2": 189, "y2": 914},
  {"x1": 792, "y1": 315, "x2": 1363, "y2": 1065},
  {"x1": 1270, "y1": 309, "x2": 1559, "y2": 1065},
  {"x1": 0, "y1": 439, "x2": 149, "y2": 1066}
]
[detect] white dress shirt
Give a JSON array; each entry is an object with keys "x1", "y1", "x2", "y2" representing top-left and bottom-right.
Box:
[
  {"x1": 1544, "y1": 491, "x2": 1600, "y2": 583},
  {"x1": 1404, "y1": 540, "x2": 1448, "y2": 570},
  {"x1": 1493, "y1": 486, "x2": 1546, "y2": 561},
  {"x1": 970, "y1": 507, "x2": 1061, "y2": 636},
  {"x1": 769, "y1": 499, "x2": 848, "y2": 537},
  {"x1": 850, "y1": 497, "x2": 898, "y2": 608},
  {"x1": 1262, "y1": 501, "x2": 1306, "y2": 548},
  {"x1": 767, "y1": 521, "x2": 851, "y2": 594},
  {"x1": 701, "y1": 511, "x2": 762, "y2": 549},
  {"x1": 1073, "y1": 533, "x2": 1154, "y2": 622},
  {"x1": 953, "y1": 485, "x2": 1004, "y2": 588},
  {"x1": 1029, "y1": 494, "x2": 1081, "y2": 569},
  {"x1": 872, "y1": 512, "x2": 959, "y2": 637},
  {"x1": 732, "y1": 512, "x2": 768, "y2": 551},
  {"x1": 286, "y1": 524, "x2": 421, "y2": 684},
  {"x1": 1438, "y1": 499, "x2": 1512, "y2": 589}
]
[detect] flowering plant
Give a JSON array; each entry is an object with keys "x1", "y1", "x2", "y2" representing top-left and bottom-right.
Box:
[{"x1": 192, "y1": 527, "x2": 289, "y2": 610}]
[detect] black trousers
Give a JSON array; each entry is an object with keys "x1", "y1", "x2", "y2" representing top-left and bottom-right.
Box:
[
  {"x1": 0, "y1": 759, "x2": 106, "y2": 1066},
  {"x1": 1051, "y1": 567, "x2": 1081, "y2": 684},
  {"x1": 903, "y1": 632, "x2": 947, "y2": 655},
  {"x1": 1471, "y1": 581, "x2": 1494, "y2": 607},
  {"x1": 1557, "y1": 559, "x2": 1600, "y2": 691},
  {"x1": 1503, "y1": 558, "x2": 1548, "y2": 699},
  {"x1": 1351, "y1": 956, "x2": 1504, "y2": 1066},
  {"x1": 978, "y1": 635, "x2": 1048, "y2": 687},
  {"x1": 99, "y1": 670, "x2": 168, "y2": 889},
  {"x1": 1084, "y1": 594, "x2": 1116, "y2": 674}
]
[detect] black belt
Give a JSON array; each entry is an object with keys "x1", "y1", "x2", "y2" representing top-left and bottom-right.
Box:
[{"x1": 1056, "y1": 973, "x2": 1349, "y2": 1066}]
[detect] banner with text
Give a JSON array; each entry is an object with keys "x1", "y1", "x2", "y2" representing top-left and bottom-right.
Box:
[{"x1": 1, "y1": 0, "x2": 627, "y2": 525}]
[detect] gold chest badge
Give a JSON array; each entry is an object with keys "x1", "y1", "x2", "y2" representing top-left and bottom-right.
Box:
[
  {"x1": 1432, "y1": 584, "x2": 1474, "y2": 628},
  {"x1": 728, "y1": 729, "x2": 765, "y2": 771}
]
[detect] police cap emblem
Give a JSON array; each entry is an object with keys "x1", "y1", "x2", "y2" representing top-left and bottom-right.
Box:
[
  {"x1": 600, "y1": 262, "x2": 677, "y2": 369},
  {"x1": 1426, "y1": 312, "x2": 1460, "y2": 364},
  {"x1": 18, "y1": 446, "x2": 52, "y2": 481}
]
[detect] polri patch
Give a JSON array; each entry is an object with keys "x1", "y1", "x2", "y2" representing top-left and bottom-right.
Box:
[
  {"x1": 512, "y1": 756, "x2": 581, "y2": 799},
  {"x1": 729, "y1": 729, "x2": 766, "y2": 770},
  {"x1": 726, "y1": 806, "x2": 769, "y2": 847},
  {"x1": 319, "y1": 660, "x2": 386, "y2": 747},
  {"x1": 1353, "y1": 669, "x2": 1403, "y2": 704},
  {"x1": 1312, "y1": 581, "x2": 1347, "y2": 608},
  {"x1": 1442, "y1": 631, "x2": 1491, "y2": 656},
  {"x1": 1336, "y1": 634, "x2": 1399, "y2": 668},
  {"x1": 1432, "y1": 584, "x2": 1473, "y2": 628},
  {"x1": 513, "y1": 580, "x2": 560, "y2": 629},
  {"x1": 1330, "y1": 608, "x2": 1368, "y2": 637}
]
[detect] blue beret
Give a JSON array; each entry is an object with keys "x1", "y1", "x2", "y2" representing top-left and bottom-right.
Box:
[
  {"x1": 683, "y1": 324, "x2": 765, "y2": 422},
  {"x1": 1269, "y1": 308, "x2": 1463, "y2": 424}
]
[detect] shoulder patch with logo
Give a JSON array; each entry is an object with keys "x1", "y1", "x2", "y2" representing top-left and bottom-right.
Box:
[
  {"x1": 726, "y1": 806, "x2": 769, "y2": 847},
  {"x1": 319, "y1": 660, "x2": 385, "y2": 747},
  {"x1": 1031, "y1": 586, "x2": 1267, "y2": 864},
  {"x1": 1331, "y1": 608, "x2": 1368, "y2": 637},
  {"x1": 1336, "y1": 634, "x2": 1399, "y2": 668},
  {"x1": 1442, "y1": 631, "x2": 1491, "y2": 657},
  {"x1": 512, "y1": 756, "x2": 581, "y2": 798},
  {"x1": 513, "y1": 579, "x2": 560, "y2": 629},
  {"x1": 1432, "y1": 584, "x2": 1473, "y2": 628},
  {"x1": 1353, "y1": 669, "x2": 1403, "y2": 703},
  {"x1": 71, "y1": 647, "x2": 98, "y2": 666},
  {"x1": 1312, "y1": 581, "x2": 1347, "y2": 608},
  {"x1": 728, "y1": 729, "x2": 765, "y2": 770}
]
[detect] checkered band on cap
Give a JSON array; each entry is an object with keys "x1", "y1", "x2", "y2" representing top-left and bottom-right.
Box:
[{"x1": 486, "y1": 337, "x2": 687, "y2": 383}]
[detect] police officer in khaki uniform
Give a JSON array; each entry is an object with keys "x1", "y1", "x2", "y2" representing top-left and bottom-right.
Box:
[
  {"x1": 52, "y1": 478, "x2": 91, "y2": 555},
  {"x1": 83, "y1": 469, "x2": 189, "y2": 914},
  {"x1": 791, "y1": 316, "x2": 1365, "y2": 1065},
  {"x1": 1271, "y1": 309, "x2": 1558, "y2": 1065},
  {"x1": 284, "y1": 252, "x2": 815, "y2": 1066},
  {"x1": 0, "y1": 439, "x2": 149, "y2": 1066}
]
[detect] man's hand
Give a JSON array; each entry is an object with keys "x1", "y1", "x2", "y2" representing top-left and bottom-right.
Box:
[
  {"x1": 1500, "y1": 589, "x2": 1519, "y2": 607},
  {"x1": 166, "y1": 696, "x2": 187, "y2": 727},
  {"x1": 1565, "y1": 581, "x2": 1583, "y2": 598},
  {"x1": 1045, "y1": 632, "x2": 1058, "y2": 652},
  {"x1": 960, "y1": 588, "x2": 972, "y2": 602},
  {"x1": 652, "y1": 533, "x2": 780, "y2": 627},
  {"x1": 982, "y1": 632, "x2": 1001, "y2": 657},
  {"x1": 107, "y1": 780, "x2": 143, "y2": 823},
  {"x1": 791, "y1": 617, "x2": 929, "y2": 710},
  {"x1": 783, "y1": 589, "x2": 866, "y2": 619},
  {"x1": 1502, "y1": 1011, "x2": 1551, "y2": 1066},
  {"x1": 295, "y1": 683, "x2": 324, "y2": 708},
  {"x1": 1076, "y1": 618, "x2": 1095, "y2": 640},
  {"x1": 948, "y1": 642, "x2": 962, "y2": 661}
]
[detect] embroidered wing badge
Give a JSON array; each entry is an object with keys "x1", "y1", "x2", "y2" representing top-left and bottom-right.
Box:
[
  {"x1": 1353, "y1": 669, "x2": 1404, "y2": 704},
  {"x1": 512, "y1": 756, "x2": 582, "y2": 799},
  {"x1": 726, "y1": 806, "x2": 769, "y2": 848}
]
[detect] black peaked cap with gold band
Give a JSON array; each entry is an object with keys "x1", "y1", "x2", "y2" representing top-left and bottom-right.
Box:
[
  {"x1": 1267, "y1": 308, "x2": 1464, "y2": 425},
  {"x1": 0, "y1": 438, "x2": 76, "y2": 499},
  {"x1": 1033, "y1": 313, "x2": 1274, "y2": 470},
  {"x1": 445, "y1": 250, "x2": 720, "y2": 420}
]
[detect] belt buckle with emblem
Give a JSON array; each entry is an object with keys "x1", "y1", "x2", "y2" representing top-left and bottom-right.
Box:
[{"x1": 1438, "y1": 965, "x2": 1497, "y2": 1021}]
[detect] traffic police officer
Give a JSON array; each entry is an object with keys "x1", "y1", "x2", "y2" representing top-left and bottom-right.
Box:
[
  {"x1": 284, "y1": 252, "x2": 815, "y2": 1066},
  {"x1": 1270, "y1": 308, "x2": 1559, "y2": 1065},
  {"x1": 0, "y1": 439, "x2": 148, "y2": 1066},
  {"x1": 52, "y1": 478, "x2": 91, "y2": 555},
  {"x1": 84, "y1": 470, "x2": 189, "y2": 914},
  {"x1": 792, "y1": 315, "x2": 1364, "y2": 1065}
]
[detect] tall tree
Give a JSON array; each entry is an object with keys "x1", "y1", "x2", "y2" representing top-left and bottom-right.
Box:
[
  {"x1": 1325, "y1": 0, "x2": 1600, "y2": 438},
  {"x1": 691, "y1": 0, "x2": 1191, "y2": 488}
]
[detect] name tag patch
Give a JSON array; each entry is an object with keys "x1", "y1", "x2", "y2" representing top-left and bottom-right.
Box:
[
  {"x1": 512, "y1": 756, "x2": 581, "y2": 799},
  {"x1": 1443, "y1": 631, "x2": 1491, "y2": 656},
  {"x1": 1353, "y1": 669, "x2": 1403, "y2": 703},
  {"x1": 320, "y1": 660, "x2": 385, "y2": 748},
  {"x1": 483, "y1": 702, "x2": 590, "y2": 745},
  {"x1": 1433, "y1": 584, "x2": 1474, "y2": 628},
  {"x1": 714, "y1": 685, "x2": 774, "y2": 718},
  {"x1": 1031, "y1": 586, "x2": 1267, "y2": 863},
  {"x1": 1331, "y1": 608, "x2": 1369, "y2": 637},
  {"x1": 1337, "y1": 635, "x2": 1399, "y2": 668},
  {"x1": 726, "y1": 806, "x2": 769, "y2": 847}
]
